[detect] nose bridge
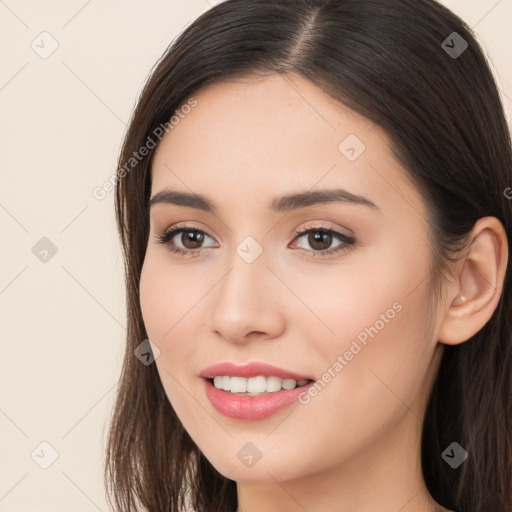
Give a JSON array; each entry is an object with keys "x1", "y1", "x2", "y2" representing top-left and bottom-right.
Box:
[
  {"x1": 208, "y1": 234, "x2": 284, "y2": 341},
  {"x1": 216, "y1": 237, "x2": 269, "y2": 314}
]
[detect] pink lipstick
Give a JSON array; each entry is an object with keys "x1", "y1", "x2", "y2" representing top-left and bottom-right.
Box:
[{"x1": 200, "y1": 362, "x2": 315, "y2": 420}]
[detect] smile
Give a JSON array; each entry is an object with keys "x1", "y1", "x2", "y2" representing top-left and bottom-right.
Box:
[
  {"x1": 212, "y1": 375, "x2": 310, "y2": 395},
  {"x1": 200, "y1": 361, "x2": 316, "y2": 420}
]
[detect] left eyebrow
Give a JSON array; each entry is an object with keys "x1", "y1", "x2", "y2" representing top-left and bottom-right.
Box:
[
  {"x1": 270, "y1": 187, "x2": 379, "y2": 212},
  {"x1": 149, "y1": 187, "x2": 379, "y2": 213}
]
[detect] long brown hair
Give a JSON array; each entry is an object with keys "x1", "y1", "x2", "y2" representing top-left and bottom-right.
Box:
[{"x1": 105, "y1": 1, "x2": 512, "y2": 510}]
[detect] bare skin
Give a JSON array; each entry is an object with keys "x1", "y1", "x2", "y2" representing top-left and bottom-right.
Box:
[{"x1": 139, "y1": 72, "x2": 508, "y2": 512}]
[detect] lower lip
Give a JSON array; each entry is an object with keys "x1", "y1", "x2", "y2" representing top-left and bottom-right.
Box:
[{"x1": 203, "y1": 378, "x2": 315, "y2": 420}]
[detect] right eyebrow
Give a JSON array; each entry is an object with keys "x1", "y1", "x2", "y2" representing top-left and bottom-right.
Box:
[{"x1": 150, "y1": 189, "x2": 216, "y2": 212}]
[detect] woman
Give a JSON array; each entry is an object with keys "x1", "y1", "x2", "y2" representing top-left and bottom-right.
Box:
[{"x1": 105, "y1": 1, "x2": 512, "y2": 511}]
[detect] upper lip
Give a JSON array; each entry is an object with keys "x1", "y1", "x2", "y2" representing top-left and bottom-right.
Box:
[{"x1": 199, "y1": 362, "x2": 315, "y2": 381}]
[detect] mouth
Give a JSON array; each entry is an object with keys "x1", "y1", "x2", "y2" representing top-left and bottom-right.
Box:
[{"x1": 199, "y1": 362, "x2": 316, "y2": 420}]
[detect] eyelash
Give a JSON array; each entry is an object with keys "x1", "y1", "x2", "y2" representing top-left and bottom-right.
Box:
[{"x1": 153, "y1": 223, "x2": 356, "y2": 258}]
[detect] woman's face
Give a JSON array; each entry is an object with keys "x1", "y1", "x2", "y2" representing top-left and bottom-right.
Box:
[{"x1": 139, "y1": 72, "x2": 446, "y2": 484}]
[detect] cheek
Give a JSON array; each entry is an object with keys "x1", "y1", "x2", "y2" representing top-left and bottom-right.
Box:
[
  {"x1": 139, "y1": 259, "x2": 166, "y2": 340},
  {"x1": 139, "y1": 256, "x2": 194, "y2": 392},
  {"x1": 279, "y1": 285, "x2": 433, "y2": 476},
  {"x1": 292, "y1": 240, "x2": 434, "y2": 406},
  {"x1": 139, "y1": 253, "x2": 204, "y2": 340},
  {"x1": 139, "y1": 257, "x2": 200, "y2": 415},
  {"x1": 289, "y1": 239, "x2": 429, "y2": 352},
  {"x1": 139, "y1": 254, "x2": 214, "y2": 381}
]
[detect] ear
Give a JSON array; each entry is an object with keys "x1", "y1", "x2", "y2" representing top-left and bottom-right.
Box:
[{"x1": 437, "y1": 216, "x2": 509, "y2": 345}]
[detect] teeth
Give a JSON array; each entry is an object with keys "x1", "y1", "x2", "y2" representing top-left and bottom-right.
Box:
[
  {"x1": 220, "y1": 376, "x2": 230, "y2": 391},
  {"x1": 247, "y1": 375, "x2": 267, "y2": 393},
  {"x1": 212, "y1": 375, "x2": 310, "y2": 395},
  {"x1": 266, "y1": 376, "x2": 281, "y2": 392},
  {"x1": 230, "y1": 376, "x2": 247, "y2": 393}
]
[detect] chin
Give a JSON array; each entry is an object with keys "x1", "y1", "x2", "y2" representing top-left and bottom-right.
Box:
[{"x1": 202, "y1": 448, "x2": 307, "y2": 483}]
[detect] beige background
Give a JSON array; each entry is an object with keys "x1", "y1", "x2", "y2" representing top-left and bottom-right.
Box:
[{"x1": 0, "y1": 1, "x2": 511, "y2": 511}]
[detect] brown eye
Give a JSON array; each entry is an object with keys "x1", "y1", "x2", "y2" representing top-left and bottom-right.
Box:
[
  {"x1": 306, "y1": 231, "x2": 333, "y2": 251},
  {"x1": 179, "y1": 230, "x2": 205, "y2": 249},
  {"x1": 292, "y1": 226, "x2": 356, "y2": 256},
  {"x1": 154, "y1": 226, "x2": 217, "y2": 256}
]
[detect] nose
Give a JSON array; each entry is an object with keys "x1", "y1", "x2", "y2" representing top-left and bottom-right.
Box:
[{"x1": 208, "y1": 246, "x2": 286, "y2": 344}]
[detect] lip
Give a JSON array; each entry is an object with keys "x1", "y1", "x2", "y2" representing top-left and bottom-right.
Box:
[
  {"x1": 202, "y1": 378, "x2": 315, "y2": 420},
  {"x1": 199, "y1": 362, "x2": 316, "y2": 420},
  {"x1": 199, "y1": 361, "x2": 315, "y2": 381}
]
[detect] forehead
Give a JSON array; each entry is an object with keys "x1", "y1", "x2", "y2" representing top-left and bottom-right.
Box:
[{"x1": 150, "y1": 72, "x2": 426, "y2": 221}]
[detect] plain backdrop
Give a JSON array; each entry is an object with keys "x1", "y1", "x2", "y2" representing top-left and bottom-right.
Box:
[{"x1": 0, "y1": 1, "x2": 511, "y2": 511}]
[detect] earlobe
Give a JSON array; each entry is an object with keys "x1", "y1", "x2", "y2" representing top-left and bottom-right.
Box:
[{"x1": 437, "y1": 217, "x2": 509, "y2": 345}]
